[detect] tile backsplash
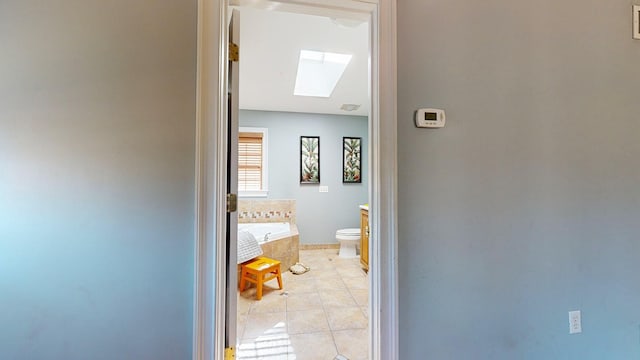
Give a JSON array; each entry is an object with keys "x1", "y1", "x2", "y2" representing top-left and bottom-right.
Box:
[{"x1": 238, "y1": 199, "x2": 296, "y2": 224}]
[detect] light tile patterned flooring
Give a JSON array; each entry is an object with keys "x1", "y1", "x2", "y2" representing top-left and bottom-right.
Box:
[{"x1": 237, "y1": 249, "x2": 369, "y2": 360}]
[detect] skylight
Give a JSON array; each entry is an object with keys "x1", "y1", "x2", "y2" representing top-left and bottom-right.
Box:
[{"x1": 294, "y1": 50, "x2": 352, "y2": 98}]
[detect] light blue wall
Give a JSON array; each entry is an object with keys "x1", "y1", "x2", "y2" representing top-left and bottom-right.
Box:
[
  {"x1": 239, "y1": 110, "x2": 368, "y2": 244},
  {"x1": 398, "y1": 1, "x2": 640, "y2": 359},
  {"x1": 0, "y1": 1, "x2": 196, "y2": 359}
]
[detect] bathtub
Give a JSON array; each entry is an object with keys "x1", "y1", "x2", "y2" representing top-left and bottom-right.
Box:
[
  {"x1": 237, "y1": 222, "x2": 299, "y2": 272},
  {"x1": 238, "y1": 222, "x2": 291, "y2": 243}
]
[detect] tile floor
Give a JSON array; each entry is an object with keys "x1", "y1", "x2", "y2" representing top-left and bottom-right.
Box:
[{"x1": 237, "y1": 249, "x2": 369, "y2": 360}]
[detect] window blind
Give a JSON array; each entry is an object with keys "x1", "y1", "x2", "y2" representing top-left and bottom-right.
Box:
[{"x1": 238, "y1": 132, "x2": 263, "y2": 191}]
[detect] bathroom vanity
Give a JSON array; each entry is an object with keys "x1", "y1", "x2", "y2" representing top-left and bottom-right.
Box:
[{"x1": 360, "y1": 205, "x2": 369, "y2": 271}]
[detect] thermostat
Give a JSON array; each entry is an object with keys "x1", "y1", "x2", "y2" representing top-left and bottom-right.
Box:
[
  {"x1": 415, "y1": 108, "x2": 445, "y2": 128},
  {"x1": 634, "y1": 5, "x2": 640, "y2": 40}
]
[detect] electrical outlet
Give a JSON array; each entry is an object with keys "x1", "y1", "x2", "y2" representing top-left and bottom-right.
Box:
[{"x1": 569, "y1": 310, "x2": 582, "y2": 334}]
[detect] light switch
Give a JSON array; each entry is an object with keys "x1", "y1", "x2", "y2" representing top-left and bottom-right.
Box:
[
  {"x1": 319, "y1": 186, "x2": 329, "y2": 193},
  {"x1": 569, "y1": 310, "x2": 582, "y2": 334}
]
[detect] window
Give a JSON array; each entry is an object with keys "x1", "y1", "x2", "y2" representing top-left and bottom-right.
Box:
[
  {"x1": 294, "y1": 50, "x2": 352, "y2": 97},
  {"x1": 238, "y1": 127, "x2": 268, "y2": 197}
]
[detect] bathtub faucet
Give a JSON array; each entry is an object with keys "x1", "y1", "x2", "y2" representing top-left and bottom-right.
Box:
[{"x1": 264, "y1": 232, "x2": 271, "y2": 242}]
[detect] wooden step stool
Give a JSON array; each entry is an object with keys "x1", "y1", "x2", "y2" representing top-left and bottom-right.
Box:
[{"x1": 239, "y1": 257, "x2": 283, "y2": 300}]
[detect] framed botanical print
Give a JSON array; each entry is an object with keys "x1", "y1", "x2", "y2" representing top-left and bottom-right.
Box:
[
  {"x1": 343, "y1": 137, "x2": 361, "y2": 183},
  {"x1": 300, "y1": 136, "x2": 320, "y2": 183}
]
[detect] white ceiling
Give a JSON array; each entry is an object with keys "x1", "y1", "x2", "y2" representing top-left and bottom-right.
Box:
[{"x1": 235, "y1": 7, "x2": 370, "y2": 116}]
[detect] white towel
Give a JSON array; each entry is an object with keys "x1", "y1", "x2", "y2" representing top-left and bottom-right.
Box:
[{"x1": 237, "y1": 230, "x2": 263, "y2": 264}]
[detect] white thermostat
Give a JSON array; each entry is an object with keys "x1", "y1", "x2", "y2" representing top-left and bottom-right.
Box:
[
  {"x1": 634, "y1": 5, "x2": 640, "y2": 40},
  {"x1": 415, "y1": 108, "x2": 446, "y2": 128}
]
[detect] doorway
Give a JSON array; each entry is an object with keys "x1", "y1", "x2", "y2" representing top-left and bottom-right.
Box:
[
  {"x1": 233, "y1": 8, "x2": 371, "y2": 359},
  {"x1": 192, "y1": 1, "x2": 398, "y2": 359}
]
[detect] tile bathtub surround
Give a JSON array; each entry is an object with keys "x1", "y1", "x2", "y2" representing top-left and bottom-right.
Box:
[
  {"x1": 238, "y1": 199, "x2": 296, "y2": 224},
  {"x1": 237, "y1": 249, "x2": 369, "y2": 360},
  {"x1": 259, "y1": 230, "x2": 300, "y2": 270}
]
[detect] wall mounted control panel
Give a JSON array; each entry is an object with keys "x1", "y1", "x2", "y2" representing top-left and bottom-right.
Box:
[
  {"x1": 415, "y1": 108, "x2": 446, "y2": 128},
  {"x1": 634, "y1": 5, "x2": 640, "y2": 39}
]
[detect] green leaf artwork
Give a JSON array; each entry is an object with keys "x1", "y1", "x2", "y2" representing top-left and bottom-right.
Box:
[
  {"x1": 343, "y1": 137, "x2": 361, "y2": 183},
  {"x1": 300, "y1": 136, "x2": 320, "y2": 183}
]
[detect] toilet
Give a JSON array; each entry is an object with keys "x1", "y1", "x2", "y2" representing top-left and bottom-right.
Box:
[{"x1": 336, "y1": 228, "x2": 360, "y2": 258}]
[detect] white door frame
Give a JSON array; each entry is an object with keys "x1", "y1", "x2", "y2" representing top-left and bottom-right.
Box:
[{"x1": 192, "y1": 0, "x2": 398, "y2": 359}]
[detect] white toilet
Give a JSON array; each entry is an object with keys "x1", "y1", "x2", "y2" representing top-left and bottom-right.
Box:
[{"x1": 336, "y1": 228, "x2": 360, "y2": 258}]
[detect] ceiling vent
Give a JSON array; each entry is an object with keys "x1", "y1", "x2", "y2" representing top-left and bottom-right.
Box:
[{"x1": 340, "y1": 104, "x2": 361, "y2": 112}]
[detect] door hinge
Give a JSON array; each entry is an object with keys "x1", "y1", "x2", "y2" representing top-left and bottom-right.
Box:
[
  {"x1": 229, "y1": 42, "x2": 239, "y2": 62},
  {"x1": 224, "y1": 347, "x2": 235, "y2": 360},
  {"x1": 226, "y1": 193, "x2": 237, "y2": 213}
]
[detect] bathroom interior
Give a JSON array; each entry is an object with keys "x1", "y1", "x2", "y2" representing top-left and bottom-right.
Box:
[{"x1": 232, "y1": 6, "x2": 371, "y2": 360}]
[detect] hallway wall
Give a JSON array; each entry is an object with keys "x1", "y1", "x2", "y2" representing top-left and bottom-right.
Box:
[
  {"x1": 0, "y1": 1, "x2": 197, "y2": 358},
  {"x1": 397, "y1": 1, "x2": 640, "y2": 358}
]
